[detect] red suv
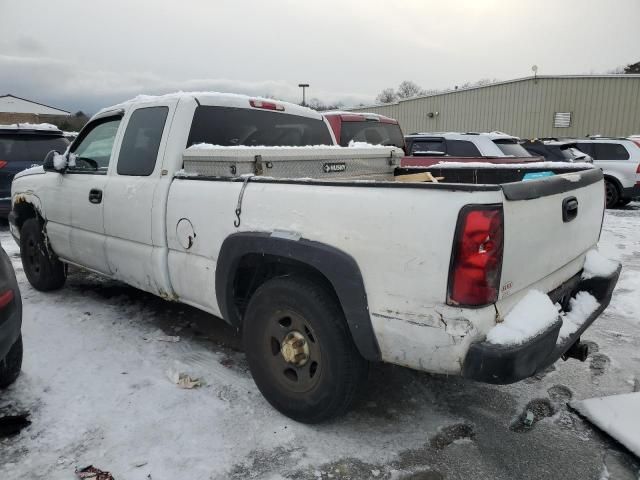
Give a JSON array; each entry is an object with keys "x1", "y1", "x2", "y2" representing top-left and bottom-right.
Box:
[{"x1": 323, "y1": 112, "x2": 405, "y2": 150}]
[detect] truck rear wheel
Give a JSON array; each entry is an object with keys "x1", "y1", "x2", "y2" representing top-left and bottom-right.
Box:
[
  {"x1": 242, "y1": 275, "x2": 368, "y2": 423},
  {"x1": 20, "y1": 218, "x2": 66, "y2": 291},
  {"x1": 0, "y1": 335, "x2": 22, "y2": 388}
]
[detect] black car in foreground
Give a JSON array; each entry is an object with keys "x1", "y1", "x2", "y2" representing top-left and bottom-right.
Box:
[
  {"x1": 0, "y1": 124, "x2": 69, "y2": 217},
  {"x1": 0, "y1": 242, "x2": 22, "y2": 388}
]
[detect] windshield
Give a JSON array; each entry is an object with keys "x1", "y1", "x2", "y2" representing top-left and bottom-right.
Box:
[
  {"x1": 493, "y1": 139, "x2": 531, "y2": 157},
  {"x1": 0, "y1": 135, "x2": 69, "y2": 163},
  {"x1": 339, "y1": 121, "x2": 404, "y2": 148},
  {"x1": 187, "y1": 106, "x2": 333, "y2": 147}
]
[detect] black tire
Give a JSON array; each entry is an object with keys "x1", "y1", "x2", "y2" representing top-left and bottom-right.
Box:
[
  {"x1": 20, "y1": 218, "x2": 66, "y2": 291},
  {"x1": 243, "y1": 275, "x2": 368, "y2": 423},
  {"x1": 604, "y1": 179, "x2": 620, "y2": 209},
  {"x1": 0, "y1": 335, "x2": 22, "y2": 388}
]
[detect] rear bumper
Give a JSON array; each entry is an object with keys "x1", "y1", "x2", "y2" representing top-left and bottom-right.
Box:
[
  {"x1": 621, "y1": 184, "x2": 640, "y2": 200},
  {"x1": 461, "y1": 265, "x2": 621, "y2": 384}
]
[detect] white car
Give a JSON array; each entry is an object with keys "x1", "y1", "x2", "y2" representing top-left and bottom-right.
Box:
[
  {"x1": 573, "y1": 138, "x2": 640, "y2": 208},
  {"x1": 9, "y1": 92, "x2": 619, "y2": 422},
  {"x1": 405, "y1": 131, "x2": 533, "y2": 158}
]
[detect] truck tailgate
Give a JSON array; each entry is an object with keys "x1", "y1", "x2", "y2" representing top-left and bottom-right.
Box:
[{"x1": 498, "y1": 168, "x2": 604, "y2": 302}]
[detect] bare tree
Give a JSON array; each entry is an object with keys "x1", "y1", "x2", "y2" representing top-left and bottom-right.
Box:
[
  {"x1": 376, "y1": 88, "x2": 398, "y2": 104},
  {"x1": 624, "y1": 61, "x2": 640, "y2": 74},
  {"x1": 396, "y1": 80, "x2": 426, "y2": 99}
]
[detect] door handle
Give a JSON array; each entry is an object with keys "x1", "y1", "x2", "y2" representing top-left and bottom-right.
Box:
[
  {"x1": 89, "y1": 189, "x2": 103, "y2": 204},
  {"x1": 562, "y1": 196, "x2": 578, "y2": 222}
]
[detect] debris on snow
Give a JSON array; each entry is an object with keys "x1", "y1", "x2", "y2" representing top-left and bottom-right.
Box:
[
  {"x1": 558, "y1": 291, "x2": 600, "y2": 342},
  {"x1": 582, "y1": 250, "x2": 619, "y2": 280},
  {"x1": 571, "y1": 392, "x2": 640, "y2": 457},
  {"x1": 166, "y1": 365, "x2": 203, "y2": 389},
  {"x1": 75, "y1": 465, "x2": 115, "y2": 480},
  {"x1": 486, "y1": 290, "x2": 559, "y2": 345}
]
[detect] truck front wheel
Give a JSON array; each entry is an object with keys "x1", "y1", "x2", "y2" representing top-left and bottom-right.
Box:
[
  {"x1": 20, "y1": 218, "x2": 66, "y2": 291},
  {"x1": 242, "y1": 275, "x2": 368, "y2": 423}
]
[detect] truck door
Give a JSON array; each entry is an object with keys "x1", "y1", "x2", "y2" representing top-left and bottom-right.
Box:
[
  {"x1": 43, "y1": 114, "x2": 123, "y2": 274},
  {"x1": 103, "y1": 104, "x2": 174, "y2": 295}
]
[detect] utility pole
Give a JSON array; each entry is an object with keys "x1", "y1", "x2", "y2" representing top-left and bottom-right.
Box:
[{"x1": 298, "y1": 83, "x2": 309, "y2": 106}]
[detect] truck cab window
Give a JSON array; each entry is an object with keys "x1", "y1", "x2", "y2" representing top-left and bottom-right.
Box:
[
  {"x1": 70, "y1": 118, "x2": 122, "y2": 172},
  {"x1": 117, "y1": 107, "x2": 169, "y2": 176}
]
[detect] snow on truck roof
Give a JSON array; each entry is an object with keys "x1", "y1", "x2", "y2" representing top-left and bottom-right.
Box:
[{"x1": 96, "y1": 91, "x2": 323, "y2": 120}]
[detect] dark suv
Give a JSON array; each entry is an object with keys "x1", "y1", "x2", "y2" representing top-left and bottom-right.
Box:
[{"x1": 0, "y1": 124, "x2": 70, "y2": 217}]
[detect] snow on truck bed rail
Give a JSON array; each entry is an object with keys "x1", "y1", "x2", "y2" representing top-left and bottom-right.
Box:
[
  {"x1": 427, "y1": 161, "x2": 595, "y2": 169},
  {"x1": 185, "y1": 141, "x2": 396, "y2": 150}
]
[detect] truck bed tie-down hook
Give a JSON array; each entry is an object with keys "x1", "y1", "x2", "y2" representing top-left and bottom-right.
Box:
[{"x1": 234, "y1": 175, "x2": 253, "y2": 227}]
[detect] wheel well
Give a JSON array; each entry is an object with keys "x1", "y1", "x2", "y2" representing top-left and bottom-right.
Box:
[
  {"x1": 12, "y1": 200, "x2": 40, "y2": 230},
  {"x1": 232, "y1": 253, "x2": 339, "y2": 321},
  {"x1": 603, "y1": 175, "x2": 622, "y2": 194}
]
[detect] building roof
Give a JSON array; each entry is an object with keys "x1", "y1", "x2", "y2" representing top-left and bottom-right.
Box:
[
  {"x1": 349, "y1": 74, "x2": 640, "y2": 111},
  {"x1": 0, "y1": 94, "x2": 70, "y2": 115}
]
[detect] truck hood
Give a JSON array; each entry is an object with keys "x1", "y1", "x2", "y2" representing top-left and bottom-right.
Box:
[{"x1": 14, "y1": 165, "x2": 45, "y2": 180}]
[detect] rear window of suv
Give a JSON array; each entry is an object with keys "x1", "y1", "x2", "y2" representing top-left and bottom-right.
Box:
[
  {"x1": 187, "y1": 106, "x2": 333, "y2": 147},
  {"x1": 0, "y1": 134, "x2": 69, "y2": 163},
  {"x1": 575, "y1": 142, "x2": 629, "y2": 160},
  {"x1": 339, "y1": 121, "x2": 404, "y2": 148},
  {"x1": 492, "y1": 139, "x2": 531, "y2": 157}
]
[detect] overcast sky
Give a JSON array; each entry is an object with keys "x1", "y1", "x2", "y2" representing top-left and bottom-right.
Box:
[{"x1": 1, "y1": 0, "x2": 639, "y2": 114}]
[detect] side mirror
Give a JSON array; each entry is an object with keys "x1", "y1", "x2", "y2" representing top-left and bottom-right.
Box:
[{"x1": 43, "y1": 150, "x2": 65, "y2": 172}]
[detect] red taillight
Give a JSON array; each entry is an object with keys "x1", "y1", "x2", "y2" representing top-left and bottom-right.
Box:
[
  {"x1": 0, "y1": 289, "x2": 14, "y2": 309},
  {"x1": 636, "y1": 163, "x2": 640, "y2": 186},
  {"x1": 249, "y1": 99, "x2": 284, "y2": 111},
  {"x1": 448, "y1": 206, "x2": 504, "y2": 306},
  {"x1": 0, "y1": 160, "x2": 7, "y2": 168}
]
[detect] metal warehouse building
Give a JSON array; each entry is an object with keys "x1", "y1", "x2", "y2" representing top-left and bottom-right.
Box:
[{"x1": 348, "y1": 75, "x2": 640, "y2": 138}]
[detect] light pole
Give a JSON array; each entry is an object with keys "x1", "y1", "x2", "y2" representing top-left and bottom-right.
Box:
[{"x1": 298, "y1": 83, "x2": 309, "y2": 106}]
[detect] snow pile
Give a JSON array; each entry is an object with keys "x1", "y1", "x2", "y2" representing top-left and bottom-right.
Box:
[
  {"x1": 558, "y1": 291, "x2": 600, "y2": 341},
  {"x1": 486, "y1": 290, "x2": 560, "y2": 345},
  {"x1": 571, "y1": 392, "x2": 640, "y2": 457},
  {"x1": 582, "y1": 249, "x2": 619, "y2": 279}
]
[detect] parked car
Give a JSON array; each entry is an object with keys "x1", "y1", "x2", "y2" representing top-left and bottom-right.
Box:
[
  {"x1": 572, "y1": 137, "x2": 640, "y2": 208},
  {"x1": 0, "y1": 124, "x2": 70, "y2": 217},
  {"x1": 405, "y1": 131, "x2": 534, "y2": 157},
  {"x1": 10, "y1": 92, "x2": 619, "y2": 422},
  {"x1": 0, "y1": 242, "x2": 22, "y2": 388},
  {"x1": 323, "y1": 112, "x2": 405, "y2": 149},
  {"x1": 521, "y1": 139, "x2": 593, "y2": 163}
]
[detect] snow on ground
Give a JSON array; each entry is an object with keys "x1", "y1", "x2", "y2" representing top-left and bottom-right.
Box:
[
  {"x1": 1, "y1": 203, "x2": 640, "y2": 479},
  {"x1": 571, "y1": 392, "x2": 640, "y2": 457}
]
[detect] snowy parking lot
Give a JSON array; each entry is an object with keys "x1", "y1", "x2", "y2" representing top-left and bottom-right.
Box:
[{"x1": 1, "y1": 204, "x2": 639, "y2": 480}]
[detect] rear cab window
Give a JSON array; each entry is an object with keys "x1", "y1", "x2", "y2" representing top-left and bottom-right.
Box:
[
  {"x1": 187, "y1": 106, "x2": 332, "y2": 147},
  {"x1": 338, "y1": 121, "x2": 404, "y2": 148}
]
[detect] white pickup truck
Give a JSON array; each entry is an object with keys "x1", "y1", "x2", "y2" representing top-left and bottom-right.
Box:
[{"x1": 10, "y1": 93, "x2": 620, "y2": 423}]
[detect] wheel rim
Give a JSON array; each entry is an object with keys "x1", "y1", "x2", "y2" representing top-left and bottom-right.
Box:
[
  {"x1": 263, "y1": 309, "x2": 322, "y2": 393},
  {"x1": 605, "y1": 182, "x2": 616, "y2": 206}
]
